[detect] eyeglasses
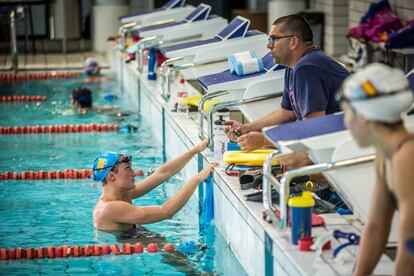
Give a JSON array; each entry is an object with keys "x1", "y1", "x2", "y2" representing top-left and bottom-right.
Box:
[
  {"x1": 268, "y1": 35, "x2": 296, "y2": 44},
  {"x1": 93, "y1": 155, "x2": 132, "y2": 171}
]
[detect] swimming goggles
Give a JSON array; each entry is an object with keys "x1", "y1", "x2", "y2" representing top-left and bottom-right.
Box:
[
  {"x1": 93, "y1": 155, "x2": 132, "y2": 172},
  {"x1": 336, "y1": 85, "x2": 410, "y2": 103}
]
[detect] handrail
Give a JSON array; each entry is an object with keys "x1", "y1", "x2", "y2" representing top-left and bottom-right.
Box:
[
  {"x1": 160, "y1": 62, "x2": 194, "y2": 100},
  {"x1": 273, "y1": 154, "x2": 376, "y2": 231},
  {"x1": 161, "y1": 58, "x2": 229, "y2": 101},
  {"x1": 205, "y1": 92, "x2": 283, "y2": 149},
  {"x1": 263, "y1": 150, "x2": 282, "y2": 225},
  {"x1": 134, "y1": 36, "x2": 161, "y2": 72},
  {"x1": 118, "y1": 22, "x2": 138, "y2": 50},
  {"x1": 160, "y1": 57, "x2": 184, "y2": 99},
  {"x1": 198, "y1": 90, "x2": 229, "y2": 141}
]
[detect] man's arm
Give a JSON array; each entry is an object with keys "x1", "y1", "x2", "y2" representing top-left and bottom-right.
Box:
[
  {"x1": 106, "y1": 164, "x2": 216, "y2": 225},
  {"x1": 303, "y1": 111, "x2": 326, "y2": 119},
  {"x1": 243, "y1": 108, "x2": 296, "y2": 132},
  {"x1": 393, "y1": 149, "x2": 414, "y2": 275},
  {"x1": 131, "y1": 140, "x2": 208, "y2": 199},
  {"x1": 354, "y1": 160, "x2": 395, "y2": 275}
]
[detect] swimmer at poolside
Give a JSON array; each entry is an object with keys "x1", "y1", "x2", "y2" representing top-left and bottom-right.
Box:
[
  {"x1": 339, "y1": 63, "x2": 414, "y2": 275},
  {"x1": 92, "y1": 139, "x2": 217, "y2": 237}
]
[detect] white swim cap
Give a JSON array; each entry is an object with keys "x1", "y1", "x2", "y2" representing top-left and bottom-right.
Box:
[
  {"x1": 84, "y1": 57, "x2": 100, "y2": 76},
  {"x1": 342, "y1": 63, "x2": 413, "y2": 123}
]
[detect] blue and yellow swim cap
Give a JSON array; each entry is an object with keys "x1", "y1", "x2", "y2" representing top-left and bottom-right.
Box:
[{"x1": 92, "y1": 151, "x2": 122, "y2": 182}]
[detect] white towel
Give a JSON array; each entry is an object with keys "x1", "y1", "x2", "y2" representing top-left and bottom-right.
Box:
[{"x1": 228, "y1": 51, "x2": 264, "y2": 76}]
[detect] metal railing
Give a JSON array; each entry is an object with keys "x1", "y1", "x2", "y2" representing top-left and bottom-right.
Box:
[
  {"x1": 118, "y1": 21, "x2": 138, "y2": 51},
  {"x1": 198, "y1": 90, "x2": 229, "y2": 141},
  {"x1": 160, "y1": 58, "x2": 228, "y2": 101},
  {"x1": 263, "y1": 153, "x2": 376, "y2": 231},
  {"x1": 160, "y1": 57, "x2": 184, "y2": 99},
  {"x1": 263, "y1": 151, "x2": 283, "y2": 226},
  {"x1": 203, "y1": 91, "x2": 283, "y2": 149},
  {"x1": 133, "y1": 36, "x2": 161, "y2": 72},
  {"x1": 160, "y1": 61, "x2": 194, "y2": 100}
]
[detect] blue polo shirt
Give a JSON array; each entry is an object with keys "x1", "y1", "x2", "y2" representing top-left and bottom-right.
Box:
[{"x1": 281, "y1": 48, "x2": 349, "y2": 120}]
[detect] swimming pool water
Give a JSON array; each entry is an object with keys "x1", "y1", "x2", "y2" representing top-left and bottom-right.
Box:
[{"x1": 0, "y1": 74, "x2": 246, "y2": 275}]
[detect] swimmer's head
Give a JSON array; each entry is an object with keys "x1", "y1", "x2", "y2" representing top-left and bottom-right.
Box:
[
  {"x1": 92, "y1": 152, "x2": 129, "y2": 183},
  {"x1": 84, "y1": 57, "x2": 100, "y2": 76},
  {"x1": 340, "y1": 63, "x2": 413, "y2": 124},
  {"x1": 72, "y1": 87, "x2": 92, "y2": 108}
]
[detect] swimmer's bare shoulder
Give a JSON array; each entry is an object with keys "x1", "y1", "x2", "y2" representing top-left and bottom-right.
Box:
[{"x1": 93, "y1": 200, "x2": 135, "y2": 231}]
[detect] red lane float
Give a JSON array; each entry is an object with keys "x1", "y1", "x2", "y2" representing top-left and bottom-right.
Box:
[
  {"x1": 0, "y1": 169, "x2": 93, "y2": 181},
  {"x1": 164, "y1": 243, "x2": 175, "y2": 252},
  {"x1": 0, "y1": 243, "x2": 176, "y2": 261},
  {"x1": 0, "y1": 169, "x2": 144, "y2": 181},
  {"x1": 0, "y1": 95, "x2": 47, "y2": 103},
  {"x1": 0, "y1": 124, "x2": 120, "y2": 135},
  {"x1": 0, "y1": 72, "x2": 80, "y2": 81},
  {"x1": 146, "y1": 243, "x2": 159, "y2": 253}
]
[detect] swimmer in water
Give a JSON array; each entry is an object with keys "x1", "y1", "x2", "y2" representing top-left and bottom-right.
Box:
[
  {"x1": 83, "y1": 57, "x2": 109, "y2": 83},
  {"x1": 71, "y1": 87, "x2": 131, "y2": 117},
  {"x1": 92, "y1": 139, "x2": 217, "y2": 238}
]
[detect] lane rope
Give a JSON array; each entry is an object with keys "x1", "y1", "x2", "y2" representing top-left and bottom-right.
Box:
[
  {"x1": 0, "y1": 72, "x2": 80, "y2": 81},
  {"x1": 0, "y1": 96, "x2": 47, "y2": 102},
  {"x1": 0, "y1": 169, "x2": 144, "y2": 181},
  {"x1": 0, "y1": 124, "x2": 120, "y2": 135},
  {"x1": 0, "y1": 242, "x2": 175, "y2": 260}
]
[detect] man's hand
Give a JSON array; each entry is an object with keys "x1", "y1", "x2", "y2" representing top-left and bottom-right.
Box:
[
  {"x1": 279, "y1": 151, "x2": 313, "y2": 172},
  {"x1": 197, "y1": 163, "x2": 218, "y2": 181},
  {"x1": 193, "y1": 139, "x2": 208, "y2": 153},
  {"x1": 237, "y1": 132, "x2": 266, "y2": 152},
  {"x1": 224, "y1": 120, "x2": 251, "y2": 142}
]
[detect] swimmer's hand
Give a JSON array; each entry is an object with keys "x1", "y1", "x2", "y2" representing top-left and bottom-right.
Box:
[
  {"x1": 193, "y1": 139, "x2": 208, "y2": 153},
  {"x1": 196, "y1": 163, "x2": 218, "y2": 181}
]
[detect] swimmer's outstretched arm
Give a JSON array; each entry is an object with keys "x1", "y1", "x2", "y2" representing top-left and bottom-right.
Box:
[
  {"x1": 131, "y1": 140, "x2": 208, "y2": 199},
  {"x1": 105, "y1": 163, "x2": 217, "y2": 225}
]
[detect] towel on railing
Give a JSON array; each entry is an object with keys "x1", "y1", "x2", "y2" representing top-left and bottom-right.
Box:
[
  {"x1": 200, "y1": 175, "x2": 214, "y2": 226},
  {"x1": 228, "y1": 51, "x2": 264, "y2": 76}
]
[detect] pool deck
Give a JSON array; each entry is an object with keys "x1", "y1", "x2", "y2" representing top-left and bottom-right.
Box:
[{"x1": 108, "y1": 44, "x2": 395, "y2": 275}]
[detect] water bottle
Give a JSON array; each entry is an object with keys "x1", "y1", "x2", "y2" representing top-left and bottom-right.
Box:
[
  {"x1": 177, "y1": 78, "x2": 188, "y2": 113},
  {"x1": 147, "y1": 47, "x2": 157, "y2": 80},
  {"x1": 213, "y1": 115, "x2": 228, "y2": 162},
  {"x1": 288, "y1": 191, "x2": 315, "y2": 245}
]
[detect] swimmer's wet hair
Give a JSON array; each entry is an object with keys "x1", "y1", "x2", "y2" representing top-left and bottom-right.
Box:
[{"x1": 72, "y1": 87, "x2": 92, "y2": 108}]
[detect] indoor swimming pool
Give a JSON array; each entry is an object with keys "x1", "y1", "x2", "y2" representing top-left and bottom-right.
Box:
[{"x1": 0, "y1": 74, "x2": 246, "y2": 275}]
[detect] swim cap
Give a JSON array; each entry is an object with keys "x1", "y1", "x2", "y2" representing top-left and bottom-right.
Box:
[
  {"x1": 342, "y1": 63, "x2": 413, "y2": 123},
  {"x1": 84, "y1": 58, "x2": 100, "y2": 76},
  {"x1": 92, "y1": 152, "x2": 122, "y2": 182}
]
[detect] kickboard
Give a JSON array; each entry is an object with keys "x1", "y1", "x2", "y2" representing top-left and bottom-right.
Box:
[{"x1": 223, "y1": 149, "x2": 279, "y2": 166}]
